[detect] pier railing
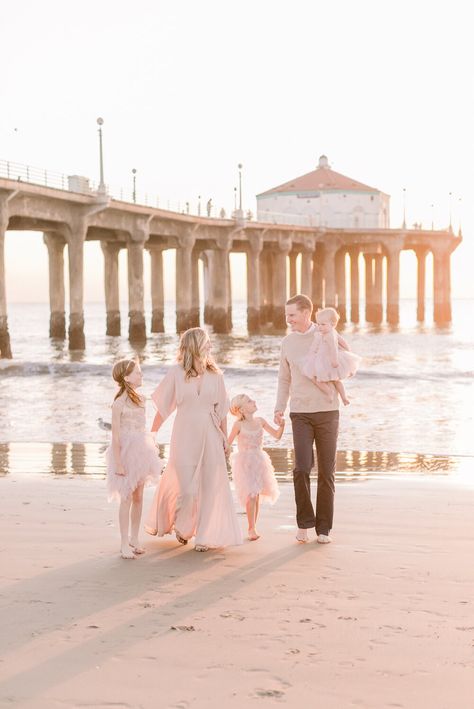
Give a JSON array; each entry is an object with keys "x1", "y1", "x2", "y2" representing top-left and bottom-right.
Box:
[{"x1": 0, "y1": 158, "x2": 233, "y2": 218}]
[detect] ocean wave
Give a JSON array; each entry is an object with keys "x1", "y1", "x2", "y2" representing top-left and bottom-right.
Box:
[{"x1": 1, "y1": 360, "x2": 472, "y2": 382}]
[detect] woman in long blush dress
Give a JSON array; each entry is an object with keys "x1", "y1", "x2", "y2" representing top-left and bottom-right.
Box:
[{"x1": 145, "y1": 327, "x2": 242, "y2": 552}]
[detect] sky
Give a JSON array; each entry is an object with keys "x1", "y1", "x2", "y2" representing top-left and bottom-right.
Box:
[{"x1": 1, "y1": 0, "x2": 473, "y2": 303}]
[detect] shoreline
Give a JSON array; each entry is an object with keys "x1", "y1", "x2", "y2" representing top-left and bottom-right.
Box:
[
  {"x1": 0, "y1": 441, "x2": 472, "y2": 480},
  {"x1": 0, "y1": 475, "x2": 473, "y2": 707}
]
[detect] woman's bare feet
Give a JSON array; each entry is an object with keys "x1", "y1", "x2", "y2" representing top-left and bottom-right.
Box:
[
  {"x1": 175, "y1": 531, "x2": 188, "y2": 545},
  {"x1": 248, "y1": 528, "x2": 260, "y2": 541},
  {"x1": 129, "y1": 540, "x2": 146, "y2": 554}
]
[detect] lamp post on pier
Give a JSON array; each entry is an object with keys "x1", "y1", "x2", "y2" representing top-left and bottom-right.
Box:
[
  {"x1": 238, "y1": 163, "x2": 243, "y2": 211},
  {"x1": 132, "y1": 168, "x2": 137, "y2": 203},
  {"x1": 96, "y1": 117, "x2": 106, "y2": 195}
]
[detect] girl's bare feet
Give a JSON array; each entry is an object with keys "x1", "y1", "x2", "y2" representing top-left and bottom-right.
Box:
[
  {"x1": 248, "y1": 529, "x2": 260, "y2": 541},
  {"x1": 129, "y1": 541, "x2": 146, "y2": 554},
  {"x1": 120, "y1": 546, "x2": 135, "y2": 559}
]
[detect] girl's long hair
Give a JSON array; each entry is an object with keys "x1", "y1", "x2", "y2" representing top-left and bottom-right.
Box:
[
  {"x1": 177, "y1": 327, "x2": 220, "y2": 380},
  {"x1": 112, "y1": 359, "x2": 142, "y2": 406}
]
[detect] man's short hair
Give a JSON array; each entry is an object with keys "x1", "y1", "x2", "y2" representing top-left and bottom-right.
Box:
[{"x1": 286, "y1": 294, "x2": 313, "y2": 312}]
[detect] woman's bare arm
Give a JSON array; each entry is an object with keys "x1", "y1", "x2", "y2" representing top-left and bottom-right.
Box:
[{"x1": 151, "y1": 411, "x2": 164, "y2": 433}]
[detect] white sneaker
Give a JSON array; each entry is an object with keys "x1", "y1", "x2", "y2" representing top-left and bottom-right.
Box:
[
  {"x1": 296, "y1": 528, "x2": 308, "y2": 543},
  {"x1": 317, "y1": 534, "x2": 331, "y2": 544}
]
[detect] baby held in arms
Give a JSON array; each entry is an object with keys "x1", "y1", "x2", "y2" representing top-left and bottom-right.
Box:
[{"x1": 300, "y1": 307, "x2": 361, "y2": 406}]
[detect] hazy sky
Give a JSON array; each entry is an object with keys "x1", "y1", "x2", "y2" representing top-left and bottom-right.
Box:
[{"x1": 2, "y1": 0, "x2": 473, "y2": 302}]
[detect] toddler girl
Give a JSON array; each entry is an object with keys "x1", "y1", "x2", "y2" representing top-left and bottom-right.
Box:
[
  {"x1": 106, "y1": 358, "x2": 163, "y2": 559},
  {"x1": 301, "y1": 307, "x2": 361, "y2": 406},
  {"x1": 228, "y1": 394, "x2": 282, "y2": 541}
]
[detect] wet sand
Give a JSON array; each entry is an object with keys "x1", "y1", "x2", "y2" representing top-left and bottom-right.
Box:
[{"x1": 0, "y1": 474, "x2": 473, "y2": 708}]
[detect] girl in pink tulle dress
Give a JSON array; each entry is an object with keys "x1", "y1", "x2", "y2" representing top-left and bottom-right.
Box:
[
  {"x1": 106, "y1": 359, "x2": 163, "y2": 559},
  {"x1": 300, "y1": 307, "x2": 361, "y2": 406},
  {"x1": 228, "y1": 394, "x2": 283, "y2": 541}
]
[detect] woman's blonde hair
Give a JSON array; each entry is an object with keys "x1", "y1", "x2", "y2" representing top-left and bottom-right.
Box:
[
  {"x1": 177, "y1": 327, "x2": 220, "y2": 380},
  {"x1": 112, "y1": 359, "x2": 142, "y2": 406},
  {"x1": 230, "y1": 394, "x2": 249, "y2": 420},
  {"x1": 316, "y1": 307, "x2": 340, "y2": 326}
]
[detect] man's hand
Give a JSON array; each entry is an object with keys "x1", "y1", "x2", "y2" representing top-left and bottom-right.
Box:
[{"x1": 274, "y1": 411, "x2": 284, "y2": 426}]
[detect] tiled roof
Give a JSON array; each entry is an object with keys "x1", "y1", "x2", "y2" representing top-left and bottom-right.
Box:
[{"x1": 257, "y1": 162, "x2": 379, "y2": 197}]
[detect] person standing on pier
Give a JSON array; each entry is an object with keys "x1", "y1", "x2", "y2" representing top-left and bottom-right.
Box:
[{"x1": 274, "y1": 294, "x2": 339, "y2": 544}]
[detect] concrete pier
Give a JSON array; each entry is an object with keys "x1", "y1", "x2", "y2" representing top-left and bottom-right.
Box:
[
  {"x1": 288, "y1": 252, "x2": 298, "y2": 297},
  {"x1": 415, "y1": 247, "x2": 427, "y2": 322},
  {"x1": 312, "y1": 247, "x2": 324, "y2": 312},
  {"x1": 65, "y1": 217, "x2": 86, "y2": 350},
  {"x1": 272, "y1": 235, "x2": 291, "y2": 330},
  {"x1": 364, "y1": 254, "x2": 375, "y2": 323},
  {"x1": 0, "y1": 197, "x2": 12, "y2": 358},
  {"x1": 300, "y1": 242, "x2": 313, "y2": 301},
  {"x1": 175, "y1": 241, "x2": 193, "y2": 333},
  {"x1": 191, "y1": 248, "x2": 201, "y2": 328},
  {"x1": 323, "y1": 243, "x2": 337, "y2": 309},
  {"x1": 349, "y1": 248, "x2": 360, "y2": 323},
  {"x1": 101, "y1": 241, "x2": 121, "y2": 336},
  {"x1": 386, "y1": 243, "x2": 401, "y2": 325},
  {"x1": 246, "y1": 233, "x2": 262, "y2": 334},
  {"x1": 373, "y1": 254, "x2": 383, "y2": 324},
  {"x1": 202, "y1": 251, "x2": 213, "y2": 325},
  {"x1": 259, "y1": 249, "x2": 273, "y2": 325},
  {"x1": 127, "y1": 240, "x2": 146, "y2": 344},
  {"x1": 335, "y1": 249, "x2": 346, "y2": 323},
  {"x1": 148, "y1": 246, "x2": 165, "y2": 333},
  {"x1": 433, "y1": 245, "x2": 452, "y2": 324},
  {"x1": 0, "y1": 174, "x2": 462, "y2": 352},
  {"x1": 210, "y1": 247, "x2": 231, "y2": 334},
  {"x1": 44, "y1": 233, "x2": 66, "y2": 338}
]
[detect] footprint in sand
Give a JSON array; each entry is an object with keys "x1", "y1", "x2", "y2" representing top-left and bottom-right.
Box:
[
  {"x1": 254, "y1": 689, "x2": 285, "y2": 699},
  {"x1": 220, "y1": 611, "x2": 245, "y2": 621}
]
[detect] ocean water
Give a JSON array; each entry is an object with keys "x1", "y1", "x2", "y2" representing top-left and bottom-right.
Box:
[{"x1": 1, "y1": 299, "x2": 473, "y2": 477}]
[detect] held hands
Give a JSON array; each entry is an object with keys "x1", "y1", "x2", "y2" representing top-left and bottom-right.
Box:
[{"x1": 274, "y1": 411, "x2": 284, "y2": 426}]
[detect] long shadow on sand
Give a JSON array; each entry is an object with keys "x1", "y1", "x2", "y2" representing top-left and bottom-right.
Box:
[{"x1": 0, "y1": 540, "x2": 318, "y2": 701}]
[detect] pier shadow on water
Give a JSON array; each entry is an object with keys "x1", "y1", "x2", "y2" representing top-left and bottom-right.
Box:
[{"x1": 0, "y1": 442, "x2": 470, "y2": 481}]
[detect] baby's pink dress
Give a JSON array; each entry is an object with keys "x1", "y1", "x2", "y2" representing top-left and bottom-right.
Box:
[
  {"x1": 106, "y1": 395, "x2": 163, "y2": 502},
  {"x1": 301, "y1": 330, "x2": 361, "y2": 383},
  {"x1": 230, "y1": 422, "x2": 280, "y2": 508}
]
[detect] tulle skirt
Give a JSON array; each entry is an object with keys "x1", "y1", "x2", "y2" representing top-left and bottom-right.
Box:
[
  {"x1": 230, "y1": 449, "x2": 280, "y2": 508},
  {"x1": 301, "y1": 349, "x2": 361, "y2": 382},
  {"x1": 106, "y1": 431, "x2": 163, "y2": 502}
]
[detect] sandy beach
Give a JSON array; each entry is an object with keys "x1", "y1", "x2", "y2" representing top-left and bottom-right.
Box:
[{"x1": 0, "y1": 474, "x2": 473, "y2": 709}]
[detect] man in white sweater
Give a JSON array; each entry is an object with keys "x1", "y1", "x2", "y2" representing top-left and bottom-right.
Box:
[{"x1": 274, "y1": 294, "x2": 339, "y2": 544}]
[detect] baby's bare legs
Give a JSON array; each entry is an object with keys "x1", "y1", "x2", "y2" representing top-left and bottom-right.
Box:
[
  {"x1": 130, "y1": 483, "x2": 145, "y2": 553},
  {"x1": 119, "y1": 496, "x2": 135, "y2": 559},
  {"x1": 246, "y1": 495, "x2": 260, "y2": 541},
  {"x1": 333, "y1": 380, "x2": 350, "y2": 406},
  {"x1": 312, "y1": 378, "x2": 333, "y2": 400}
]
